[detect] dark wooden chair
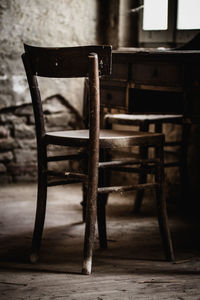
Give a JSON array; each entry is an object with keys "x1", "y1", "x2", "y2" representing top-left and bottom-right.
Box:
[
  {"x1": 22, "y1": 44, "x2": 174, "y2": 275},
  {"x1": 104, "y1": 112, "x2": 184, "y2": 212}
]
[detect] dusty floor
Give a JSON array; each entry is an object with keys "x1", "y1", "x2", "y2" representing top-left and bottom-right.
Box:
[{"x1": 0, "y1": 183, "x2": 200, "y2": 299}]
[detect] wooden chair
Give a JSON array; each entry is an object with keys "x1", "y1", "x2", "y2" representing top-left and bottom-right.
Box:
[
  {"x1": 22, "y1": 44, "x2": 174, "y2": 275},
  {"x1": 104, "y1": 112, "x2": 185, "y2": 212}
]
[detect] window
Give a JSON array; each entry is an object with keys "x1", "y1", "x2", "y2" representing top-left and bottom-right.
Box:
[
  {"x1": 138, "y1": 0, "x2": 200, "y2": 47},
  {"x1": 177, "y1": 0, "x2": 200, "y2": 30},
  {"x1": 143, "y1": 0, "x2": 168, "y2": 31}
]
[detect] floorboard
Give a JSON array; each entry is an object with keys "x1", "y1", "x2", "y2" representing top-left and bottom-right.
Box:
[{"x1": 0, "y1": 183, "x2": 200, "y2": 299}]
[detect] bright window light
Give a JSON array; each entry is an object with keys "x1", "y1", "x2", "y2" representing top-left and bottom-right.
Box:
[
  {"x1": 143, "y1": 0, "x2": 168, "y2": 30},
  {"x1": 177, "y1": 0, "x2": 200, "y2": 30}
]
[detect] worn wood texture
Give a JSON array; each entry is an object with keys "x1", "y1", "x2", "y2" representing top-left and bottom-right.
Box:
[
  {"x1": 23, "y1": 44, "x2": 112, "y2": 77},
  {"x1": 45, "y1": 129, "x2": 164, "y2": 148},
  {"x1": 82, "y1": 53, "x2": 100, "y2": 275}
]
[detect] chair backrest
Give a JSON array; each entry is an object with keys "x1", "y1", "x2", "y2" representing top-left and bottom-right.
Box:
[
  {"x1": 22, "y1": 44, "x2": 112, "y2": 145},
  {"x1": 23, "y1": 44, "x2": 112, "y2": 78}
]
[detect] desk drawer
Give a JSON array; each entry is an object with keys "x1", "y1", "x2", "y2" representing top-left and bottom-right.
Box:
[
  {"x1": 100, "y1": 81, "x2": 128, "y2": 110},
  {"x1": 111, "y1": 63, "x2": 129, "y2": 79},
  {"x1": 131, "y1": 62, "x2": 183, "y2": 86},
  {"x1": 185, "y1": 63, "x2": 200, "y2": 87},
  {"x1": 184, "y1": 88, "x2": 200, "y2": 121}
]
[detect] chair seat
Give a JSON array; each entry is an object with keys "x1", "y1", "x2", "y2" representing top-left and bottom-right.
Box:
[
  {"x1": 105, "y1": 113, "x2": 183, "y2": 124},
  {"x1": 45, "y1": 129, "x2": 164, "y2": 148}
]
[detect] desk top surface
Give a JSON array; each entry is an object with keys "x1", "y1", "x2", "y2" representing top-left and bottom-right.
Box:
[{"x1": 112, "y1": 48, "x2": 200, "y2": 63}]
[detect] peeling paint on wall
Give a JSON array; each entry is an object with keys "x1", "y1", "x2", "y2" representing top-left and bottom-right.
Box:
[
  {"x1": 12, "y1": 75, "x2": 27, "y2": 94},
  {"x1": 0, "y1": 0, "x2": 98, "y2": 112}
]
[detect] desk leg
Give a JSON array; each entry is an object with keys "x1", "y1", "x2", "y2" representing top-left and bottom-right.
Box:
[
  {"x1": 180, "y1": 121, "x2": 191, "y2": 209},
  {"x1": 97, "y1": 149, "x2": 110, "y2": 249},
  {"x1": 133, "y1": 121, "x2": 149, "y2": 213}
]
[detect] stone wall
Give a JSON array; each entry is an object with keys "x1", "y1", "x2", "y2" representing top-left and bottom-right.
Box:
[
  {"x1": 0, "y1": 0, "x2": 98, "y2": 183},
  {"x1": 0, "y1": 95, "x2": 85, "y2": 182}
]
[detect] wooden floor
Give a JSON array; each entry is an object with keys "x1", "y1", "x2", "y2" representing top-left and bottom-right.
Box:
[{"x1": 0, "y1": 183, "x2": 200, "y2": 299}]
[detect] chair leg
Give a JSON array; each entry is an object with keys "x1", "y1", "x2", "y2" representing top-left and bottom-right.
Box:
[
  {"x1": 82, "y1": 176, "x2": 98, "y2": 275},
  {"x1": 82, "y1": 150, "x2": 99, "y2": 274},
  {"x1": 30, "y1": 159, "x2": 47, "y2": 263},
  {"x1": 82, "y1": 53, "x2": 100, "y2": 275},
  {"x1": 81, "y1": 183, "x2": 87, "y2": 222},
  {"x1": 80, "y1": 157, "x2": 88, "y2": 222},
  {"x1": 155, "y1": 145, "x2": 174, "y2": 261},
  {"x1": 97, "y1": 149, "x2": 110, "y2": 249},
  {"x1": 133, "y1": 122, "x2": 149, "y2": 213},
  {"x1": 154, "y1": 122, "x2": 162, "y2": 158},
  {"x1": 97, "y1": 194, "x2": 107, "y2": 249},
  {"x1": 154, "y1": 122, "x2": 174, "y2": 260},
  {"x1": 180, "y1": 121, "x2": 190, "y2": 208}
]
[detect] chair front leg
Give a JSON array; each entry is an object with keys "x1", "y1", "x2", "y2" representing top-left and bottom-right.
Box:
[
  {"x1": 97, "y1": 149, "x2": 110, "y2": 249},
  {"x1": 82, "y1": 152, "x2": 99, "y2": 275},
  {"x1": 30, "y1": 144, "x2": 47, "y2": 263},
  {"x1": 155, "y1": 145, "x2": 175, "y2": 262},
  {"x1": 82, "y1": 52, "x2": 100, "y2": 275},
  {"x1": 133, "y1": 122, "x2": 149, "y2": 213}
]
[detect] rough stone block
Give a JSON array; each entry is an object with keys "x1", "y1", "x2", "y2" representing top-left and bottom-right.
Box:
[
  {"x1": 0, "y1": 174, "x2": 12, "y2": 183},
  {"x1": 0, "y1": 137, "x2": 18, "y2": 150},
  {"x1": 14, "y1": 123, "x2": 35, "y2": 139},
  {"x1": 0, "y1": 151, "x2": 13, "y2": 162},
  {"x1": 0, "y1": 126, "x2": 9, "y2": 138},
  {"x1": 29, "y1": 116, "x2": 35, "y2": 125},
  {"x1": 7, "y1": 163, "x2": 37, "y2": 176},
  {"x1": 0, "y1": 113, "x2": 27, "y2": 125},
  {"x1": 14, "y1": 149, "x2": 37, "y2": 164},
  {"x1": 15, "y1": 105, "x2": 33, "y2": 116},
  {"x1": 0, "y1": 94, "x2": 13, "y2": 110},
  {"x1": 0, "y1": 163, "x2": 6, "y2": 173},
  {"x1": 17, "y1": 139, "x2": 37, "y2": 149},
  {"x1": 43, "y1": 97, "x2": 67, "y2": 114},
  {"x1": 45, "y1": 113, "x2": 71, "y2": 128},
  {"x1": 13, "y1": 172, "x2": 37, "y2": 183}
]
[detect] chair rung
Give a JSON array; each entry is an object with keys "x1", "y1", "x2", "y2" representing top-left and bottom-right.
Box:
[
  {"x1": 98, "y1": 183, "x2": 159, "y2": 194},
  {"x1": 47, "y1": 153, "x2": 86, "y2": 162},
  {"x1": 47, "y1": 170, "x2": 87, "y2": 181},
  {"x1": 99, "y1": 158, "x2": 160, "y2": 168},
  {"x1": 164, "y1": 162, "x2": 180, "y2": 167},
  {"x1": 64, "y1": 171, "x2": 87, "y2": 180},
  {"x1": 108, "y1": 150, "x2": 140, "y2": 159},
  {"x1": 108, "y1": 166, "x2": 157, "y2": 174},
  {"x1": 164, "y1": 141, "x2": 181, "y2": 147},
  {"x1": 48, "y1": 179, "x2": 82, "y2": 187}
]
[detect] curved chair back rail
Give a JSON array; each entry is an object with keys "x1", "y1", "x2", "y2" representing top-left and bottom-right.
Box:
[{"x1": 23, "y1": 44, "x2": 112, "y2": 77}]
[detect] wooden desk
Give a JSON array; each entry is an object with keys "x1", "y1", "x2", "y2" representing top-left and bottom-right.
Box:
[
  {"x1": 100, "y1": 48, "x2": 200, "y2": 208},
  {"x1": 100, "y1": 49, "x2": 200, "y2": 123}
]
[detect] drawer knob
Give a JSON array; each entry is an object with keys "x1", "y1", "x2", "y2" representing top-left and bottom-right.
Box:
[
  {"x1": 106, "y1": 93, "x2": 112, "y2": 100},
  {"x1": 153, "y1": 68, "x2": 158, "y2": 77}
]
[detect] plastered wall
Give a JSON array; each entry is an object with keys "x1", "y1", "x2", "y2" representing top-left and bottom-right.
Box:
[{"x1": 0, "y1": 0, "x2": 98, "y2": 112}]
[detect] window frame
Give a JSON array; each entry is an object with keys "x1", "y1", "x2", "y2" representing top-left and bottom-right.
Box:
[{"x1": 138, "y1": 0, "x2": 200, "y2": 48}]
